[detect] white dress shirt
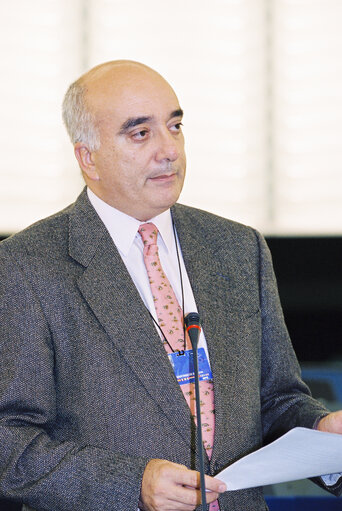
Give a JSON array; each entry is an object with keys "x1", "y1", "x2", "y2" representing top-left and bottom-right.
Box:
[{"x1": 87, "y1": 187, "x2": 210, "y2": 361}]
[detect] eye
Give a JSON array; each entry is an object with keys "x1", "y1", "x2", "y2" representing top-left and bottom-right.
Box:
[
  {"x1": 131, "y1": 129, "x2": 150, "y2": 140},
  {"x1": 170, "y1": 122, "x2": 183, "y2": 133}
]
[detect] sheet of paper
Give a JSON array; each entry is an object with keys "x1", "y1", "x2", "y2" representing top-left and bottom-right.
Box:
[{"x1": 215, "y1": 427, "x2": 342, "y2": 491}]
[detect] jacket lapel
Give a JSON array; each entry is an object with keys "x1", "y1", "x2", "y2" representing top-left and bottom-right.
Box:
[
  {"x1": 68, "y1": 192, "x2": 241, "y2": 462},
  {"x1": 68, "y1": 190, "x2": 193, "y2": 448},
  {"x1": 172, "y1": 204, "x2": 241, "y2": 469}
]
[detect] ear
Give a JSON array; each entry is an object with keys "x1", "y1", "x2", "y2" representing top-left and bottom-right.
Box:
[{"x1": 74, "y1": 142, "x2": 99, "y2": 181}]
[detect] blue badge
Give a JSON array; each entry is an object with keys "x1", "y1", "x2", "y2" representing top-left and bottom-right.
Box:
[{"x1": 168, "y1": 348, "x2": 213, "y2": 385}]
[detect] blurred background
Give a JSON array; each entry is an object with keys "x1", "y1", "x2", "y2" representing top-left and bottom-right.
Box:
[
  {"x1": 1, "y1": 0, "x2": 342, "y2": 235},
  {"x1": 0, "y1": 1, "x2": 342, "y2": 509}
]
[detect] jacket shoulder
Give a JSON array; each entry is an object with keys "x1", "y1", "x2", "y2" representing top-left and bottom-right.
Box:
[
  {"x1": 0, "y1": 203, "x2": 73, "y2": 258},
  {"x1": 172, "y1": 202, "x2": 261, "y2": 248}
]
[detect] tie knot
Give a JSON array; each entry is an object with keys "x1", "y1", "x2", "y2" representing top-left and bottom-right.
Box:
[{"x1": 138, "y1": 223, "x2": 158, "y2": 247}]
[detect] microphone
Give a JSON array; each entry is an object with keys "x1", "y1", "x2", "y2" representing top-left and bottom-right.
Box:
[
  {"x1": 184, "y1": 312, "x2": 207, "y2": 510},
  {"x1": 185, "y1": 312, "x2": 201, "y2": 350}
]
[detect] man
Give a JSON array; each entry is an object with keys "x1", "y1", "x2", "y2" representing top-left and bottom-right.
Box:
[{"x1": 0, "y1": 60, "x2": 342, "y2": 511}]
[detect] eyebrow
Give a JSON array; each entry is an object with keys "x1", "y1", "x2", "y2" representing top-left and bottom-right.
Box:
[
  {"x1": 170, "y1": 108, "x2": 184, "y2": 120},
  {"x1": 119, "y1": 116, "x2": 152, "y2": 134},
  {"x1": 118, "y1": 109, "x2": 184, "y2": 135}
]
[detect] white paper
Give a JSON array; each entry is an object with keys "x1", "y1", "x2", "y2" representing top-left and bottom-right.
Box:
[{"x1": 215, "y1": 427, "x2": 342, "y2": 491}]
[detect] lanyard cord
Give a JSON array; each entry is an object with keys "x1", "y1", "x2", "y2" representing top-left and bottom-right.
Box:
[
  {"x1": 147, "y1": 215, "x2": 186, "y2": 354},
  {"x1": 172, "y1": 214, "x2": 186, "y2": 349}
]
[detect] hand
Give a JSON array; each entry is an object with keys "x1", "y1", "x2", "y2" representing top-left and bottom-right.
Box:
[
  {"x1": 139, "y1": 458, "x2": 227, "y2": 511},
  {"x1": 317, "y1": 410, "x2": 342, "y2": 434}
]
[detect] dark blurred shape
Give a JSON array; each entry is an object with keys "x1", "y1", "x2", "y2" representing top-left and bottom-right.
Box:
[
  {"x1": 266, "y1": 496, "x2": 341, "y2": 510},
  {"x1": 266, "y1": 237, "x2": 342, "y2": 363},
  {"x1": 0, "y1": 499, "x2": 20, "y2": 511}
]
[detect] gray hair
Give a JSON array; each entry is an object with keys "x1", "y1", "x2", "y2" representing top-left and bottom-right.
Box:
[{"x1": 62, "y1": 80, "x2": 100, "y2": 152}]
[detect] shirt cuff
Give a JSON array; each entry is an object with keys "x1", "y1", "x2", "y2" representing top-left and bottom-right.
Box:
[{"x1": 321, "y1": 473, "x2": 342, "y2": 486}]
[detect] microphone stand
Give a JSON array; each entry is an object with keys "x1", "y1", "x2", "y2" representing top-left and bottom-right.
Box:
[{"x1": 185, "y1": 312, "x2": 207, "y2": 511}]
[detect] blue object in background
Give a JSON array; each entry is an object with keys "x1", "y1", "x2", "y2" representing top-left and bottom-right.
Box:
[
  {"x1": 264, "y1": 365, "x2": 342, "y2": 503},
  {"x1": 301, "y1": 368, "x2": 342, "y2": 403},
  {"x1": 266, "y1": 497, "x2": 342, "y2": 510}
]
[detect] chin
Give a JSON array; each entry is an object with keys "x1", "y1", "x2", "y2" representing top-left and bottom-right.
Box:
[{"x1": 160, "y1": 194, "x2": 181, "y2": 210}]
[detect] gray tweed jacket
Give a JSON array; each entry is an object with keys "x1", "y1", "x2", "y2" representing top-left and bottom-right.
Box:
[{"x1": 0, "y1": 189, "x2": 336, "y2": 510}]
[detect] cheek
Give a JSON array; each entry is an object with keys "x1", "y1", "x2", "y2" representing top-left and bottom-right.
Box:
[{"x1": 115, "y1": 147, "x2": 146, "y2": 176}]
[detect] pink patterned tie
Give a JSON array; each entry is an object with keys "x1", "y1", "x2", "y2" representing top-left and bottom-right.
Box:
[{"x1": 138, "y1": 223, "x2": 219, "y2": 510}]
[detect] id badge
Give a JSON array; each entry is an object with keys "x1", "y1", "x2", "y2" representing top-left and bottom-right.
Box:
[{"x1": 168, "y1": 348, "x2": 213, "y2": 385}]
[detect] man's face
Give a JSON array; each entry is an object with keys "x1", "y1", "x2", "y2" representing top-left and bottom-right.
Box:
[{"x1": 81, "y1": 64, "x2": 186, "y2": 221}]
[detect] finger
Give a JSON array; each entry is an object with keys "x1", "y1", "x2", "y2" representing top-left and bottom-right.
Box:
[
  {"x1": 151, "y1": 493, "x2": 196, "y2": 511},
  {"x1": 318, "y1": 411, "x2": 342, "y2": 434},
  {"x1": 168, "y1": 484, "x2": 219, "y2": 509},
  {"x1": 179, "y1": 469, "x2": 226, "y2": 494},
  {"x1": 204, "y1": 489, "x2": 221, "y2": 504},
  {"x1": 142, "y1": 486, "x2": 197, "y2": 511},
  {"x1": 176, "y1": 468, "x2": 200, "y2": 489},
  {"x1": 204, "y1": 475, "x2": 227, "y2": 493}
]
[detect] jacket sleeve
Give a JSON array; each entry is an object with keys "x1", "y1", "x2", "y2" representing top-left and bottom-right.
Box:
[
  {"x1": 255, "y1": 230, "x2": 328, "y2": 436},
  {"x1": 0, "y1": 245, "x2": 149, "y2": 511}
]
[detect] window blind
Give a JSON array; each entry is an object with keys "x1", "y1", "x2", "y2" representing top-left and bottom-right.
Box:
[
  {"x1": 1, "y1": 1, "x2": 342, "y2": 234},
  {"x1": 271, "y1": 0, "x2": 342, "y2": 234},
  {"x1": 0, "y1": 0, "x2": 84, "y2": 233}
]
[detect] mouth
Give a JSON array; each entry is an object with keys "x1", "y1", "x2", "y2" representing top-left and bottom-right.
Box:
[{"x1": 148, "y1": 172, "x2": 177, "y2": 182}]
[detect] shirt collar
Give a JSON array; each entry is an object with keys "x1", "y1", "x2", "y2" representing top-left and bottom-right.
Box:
[{"x1": 87, "y1": 187, "x2": 175, "y2": 256}]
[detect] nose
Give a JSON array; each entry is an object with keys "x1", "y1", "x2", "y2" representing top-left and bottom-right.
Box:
[{"x1": 155, "y1": 129, "x2": 180, "y2": 163}]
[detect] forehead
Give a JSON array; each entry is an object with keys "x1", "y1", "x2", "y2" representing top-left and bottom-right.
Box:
[{"x1": 85, "y1": 66, "x2": 180, "y2": 125}]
